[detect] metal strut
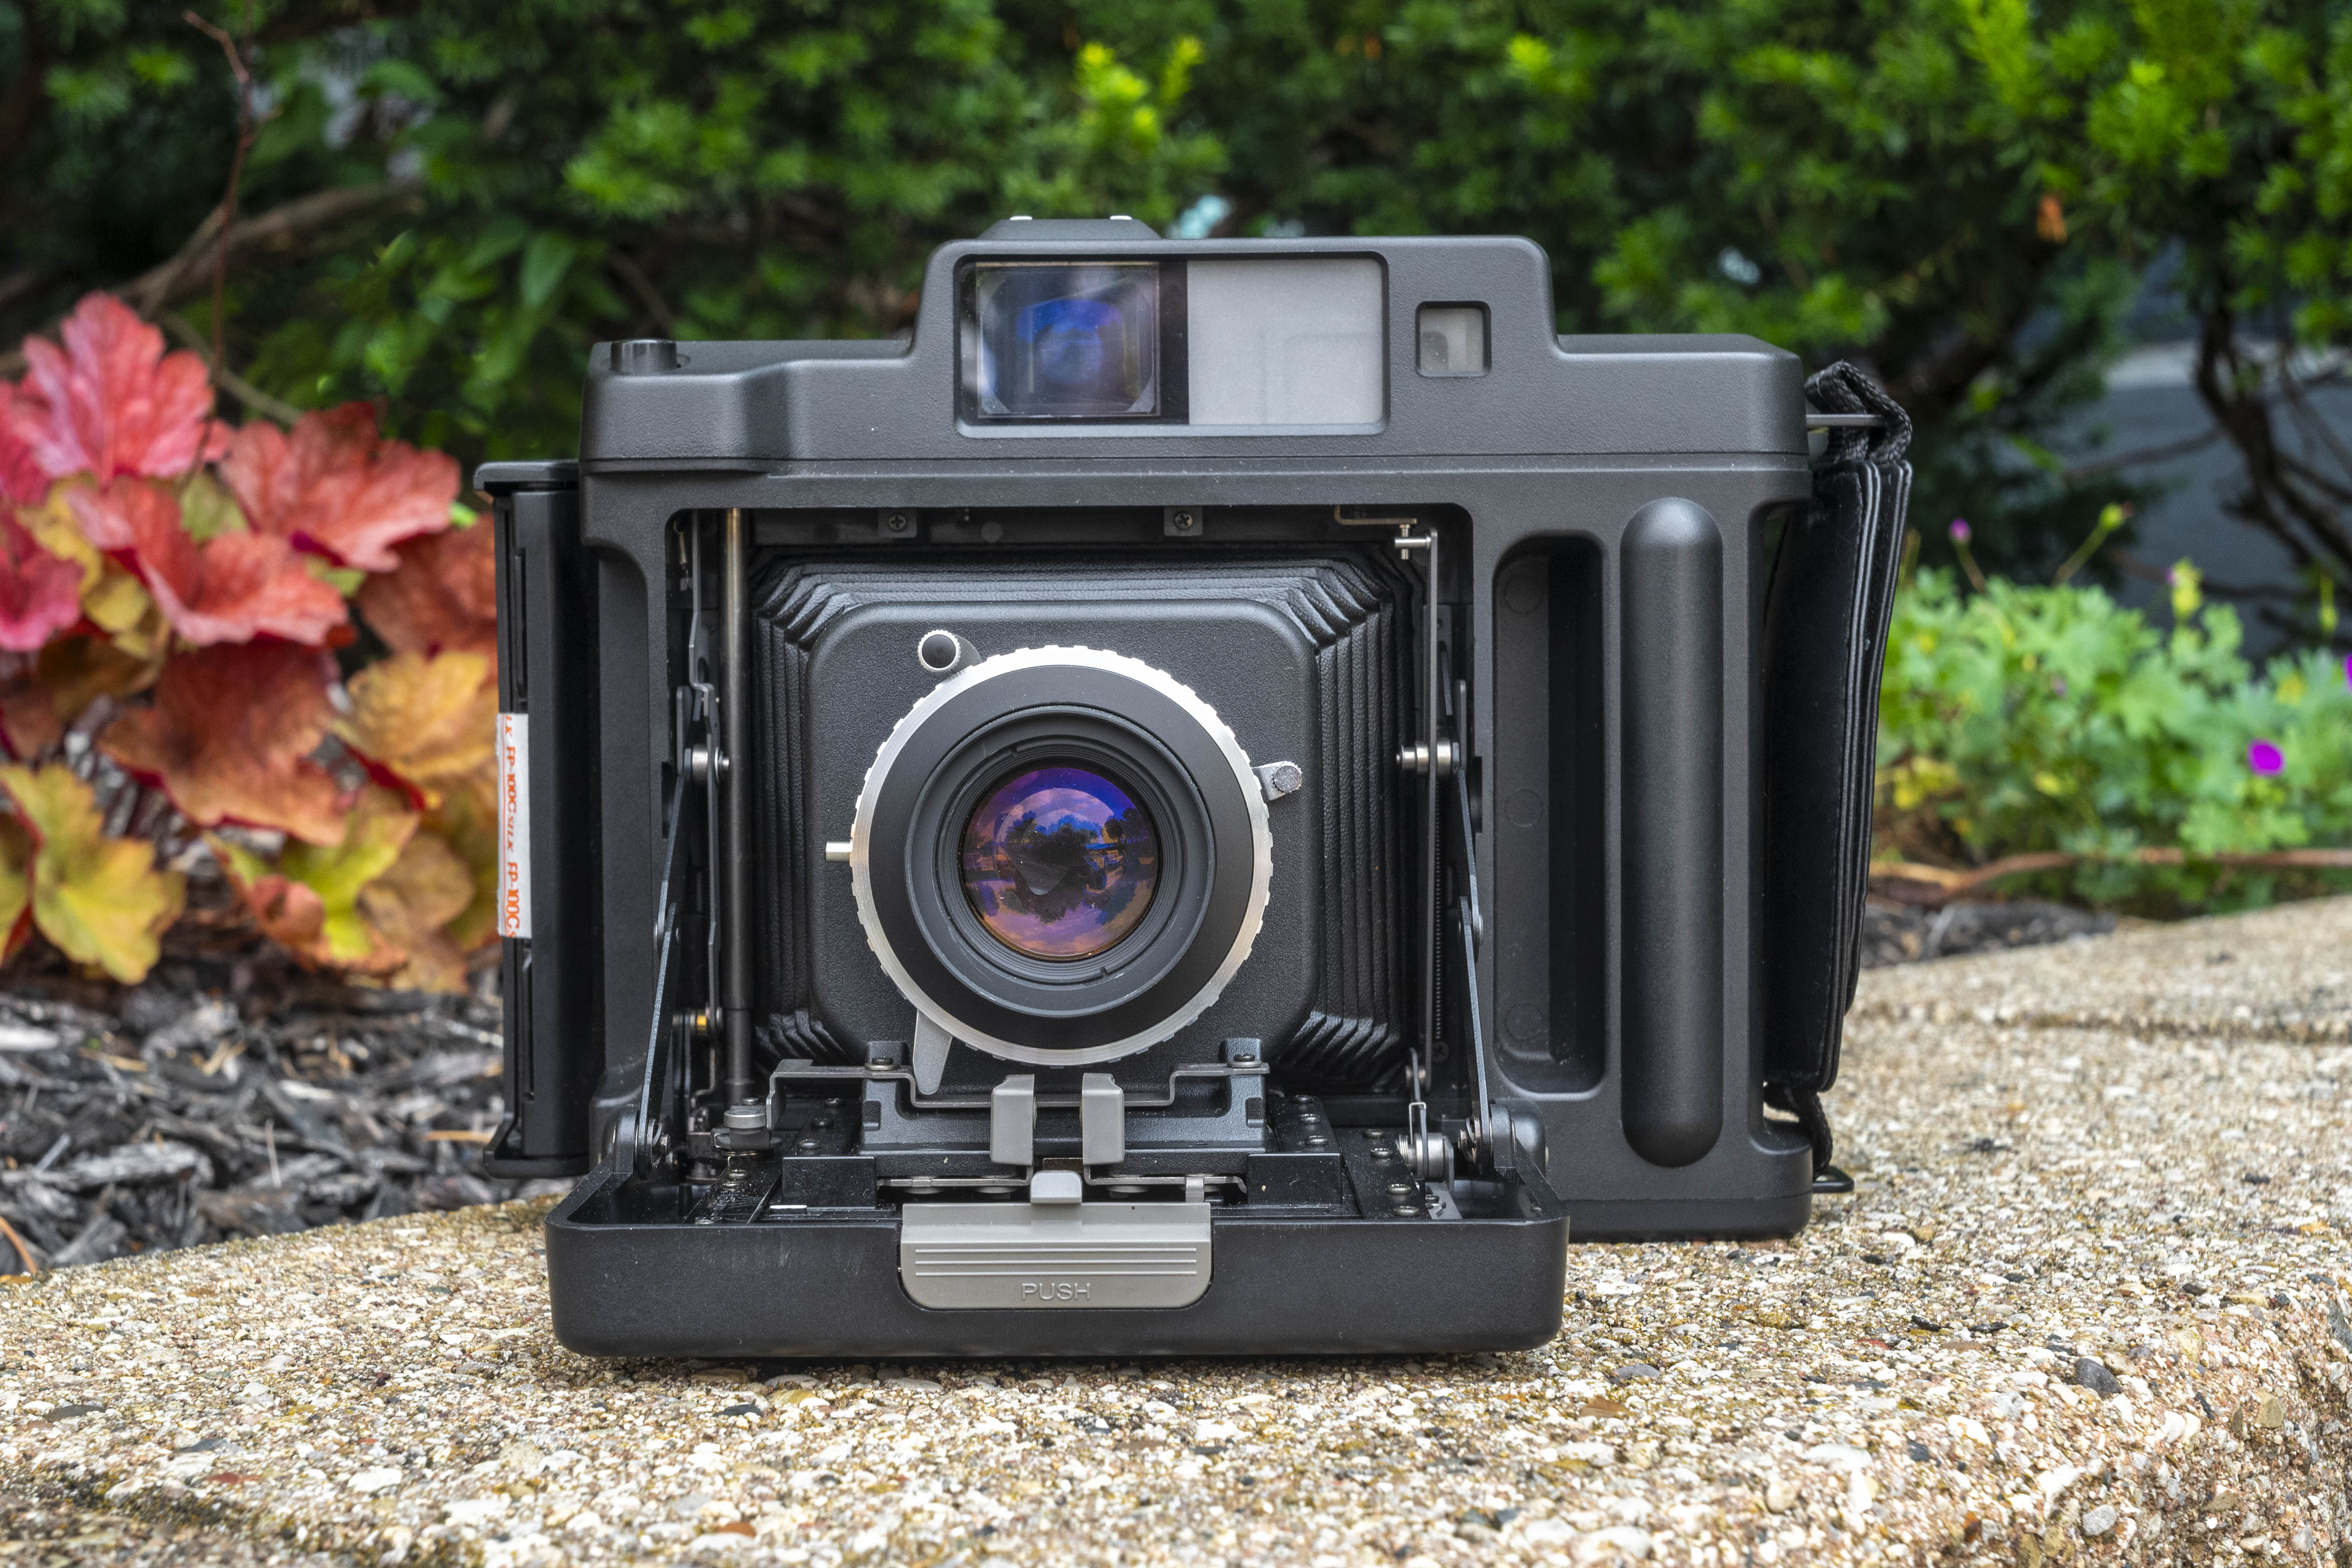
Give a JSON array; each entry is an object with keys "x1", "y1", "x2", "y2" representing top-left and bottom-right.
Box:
[
  {"x1": 1335, "y1": 506, "x2": 1454, "y2": 1180},
  {"x1": 717, "y1": 507, "x2": 764, "y2": 1133},
  {"x1": 681, "y1": 509, "x2": 765, "y2": 1145}
]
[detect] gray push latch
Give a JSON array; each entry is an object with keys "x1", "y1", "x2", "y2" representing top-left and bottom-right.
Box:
[{"x1": 899, "y1": 1194, "x2": 1212, "y2": 1310}]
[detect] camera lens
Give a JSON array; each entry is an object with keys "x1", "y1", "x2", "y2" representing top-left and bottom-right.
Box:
[{"x1": 959, "y1": 763, "x2": 1159, "y2": 961}]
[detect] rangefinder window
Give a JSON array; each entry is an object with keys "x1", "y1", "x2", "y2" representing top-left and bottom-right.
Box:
[{"x1": 960, "y1": 261, "x2": 1187, "y2": 422}]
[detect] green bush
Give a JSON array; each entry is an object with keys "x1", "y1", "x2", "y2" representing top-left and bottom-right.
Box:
[{"x1": 1875, "y1": 568, "x2": 2352, "y2": 912}]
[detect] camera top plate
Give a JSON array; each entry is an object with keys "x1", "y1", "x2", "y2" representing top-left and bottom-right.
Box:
[{"x1": 579, "y1": 229, "x2": 1806, "y2": 466}]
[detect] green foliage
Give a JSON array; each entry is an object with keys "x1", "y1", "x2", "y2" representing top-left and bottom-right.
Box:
[
  {"x1": 1955, "y1": 0, "x2": 2352, "y2": 620},
  {"x1": 3, "y1": 0, "x2": 2347, "y2": 596},
  {"x1": 1876, "y1": 568, "x2": 2352, "y2": 910},
  {"x1": 0, "y1": 0, "x2": 2158, "y2": 565}
]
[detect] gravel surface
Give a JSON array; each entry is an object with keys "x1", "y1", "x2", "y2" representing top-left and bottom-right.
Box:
[
  {"x1": 0, "y1": 891, "x2": 2130, "y2": 1280},
  {"x1": 2, "y1": 900, "x2": 2349, "y2": 1566}
]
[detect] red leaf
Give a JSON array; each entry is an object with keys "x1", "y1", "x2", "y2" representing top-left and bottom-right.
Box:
[
  {"x1": 355, "y1": 522, "x2": 498, "y2": 658},
  {"x1": 220, "y1": 403, "x2": 459, "y2": 572},
  {"x1": 69, "y1": 479, "x2": 347, "y2": 647},
  {"x1": 0, "y1": 513, "x2": 86, "y2": 652},
  {"x1": 0, "y1": 382, "x2": 50, "y2": 504},
  {"x1": 12, "y1": 294, "x2": 227, "y2": 484},
  {"x1": 238, "y1": 872, "x2": 329, "y2": 957},
  {"x1": 100, "y1": 641, "x2": 347, "y2": 844}
]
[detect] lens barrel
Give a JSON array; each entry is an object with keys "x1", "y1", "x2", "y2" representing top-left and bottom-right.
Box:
[{"x1": 849, "y1": 647, "x2": 1271, "y2": 1067}]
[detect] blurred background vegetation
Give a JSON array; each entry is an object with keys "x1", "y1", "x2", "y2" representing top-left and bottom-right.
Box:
[{"x1": 5, "y1": 0, "x2": 2350, "y2": 638}]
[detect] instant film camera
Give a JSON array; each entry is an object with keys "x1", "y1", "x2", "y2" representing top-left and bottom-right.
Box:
[{"x1": 480, "y1": 219, "x2": 1911, "y2": 1357}]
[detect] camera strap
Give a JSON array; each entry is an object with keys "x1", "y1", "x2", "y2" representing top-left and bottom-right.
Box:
[{"x1": 1758, "y1": 362, "x2": 1913, "y2": 1190}]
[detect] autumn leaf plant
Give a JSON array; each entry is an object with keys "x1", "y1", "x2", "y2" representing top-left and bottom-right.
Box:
[{"x1": 0, "y1": 293, "x2": 498, "y2": 990}]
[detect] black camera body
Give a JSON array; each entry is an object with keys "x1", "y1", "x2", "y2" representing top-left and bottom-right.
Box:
[{"x1": 482, "y1": 219, "x2": 1910, "y2": 1357}]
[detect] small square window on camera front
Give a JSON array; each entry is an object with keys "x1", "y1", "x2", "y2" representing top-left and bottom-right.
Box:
[{"x1": 1417, "y1": 303, "x2": 1488, "y2": 376}]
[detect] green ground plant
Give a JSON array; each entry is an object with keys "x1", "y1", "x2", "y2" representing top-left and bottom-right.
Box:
[{"x1": 1876, "y1": 562, "x2": 2352, "y2": 912}]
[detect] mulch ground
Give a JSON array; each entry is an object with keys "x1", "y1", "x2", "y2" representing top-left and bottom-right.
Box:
[{"x1": 0, "y1": 940, "x2": 562, "y2": 1278}]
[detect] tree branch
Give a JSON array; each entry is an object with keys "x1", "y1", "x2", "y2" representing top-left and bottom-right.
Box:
[
  {"x1": 2065, "y1": 422, "x2": 2225, "y2": 480},
  {"x1": 1871, "y1": 847, "x2": 2352, "y2": 907},
  {"x1": 605, "y1": 247, "x2": 676, "y2": 335},
  {"x1": 0, "y1": 182, "x2": 425, "y2": 379},
  {"x1": 118, "y1": 180, "x2": 425, "y2": 320},
  {"x1": 161, "y1": 313, "x2": 300, "y2": 426}
]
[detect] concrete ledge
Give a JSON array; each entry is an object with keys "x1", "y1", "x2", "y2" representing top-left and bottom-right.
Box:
[{"x1": 3, "y1": 901, "x2": 2350, "y2": 1566}]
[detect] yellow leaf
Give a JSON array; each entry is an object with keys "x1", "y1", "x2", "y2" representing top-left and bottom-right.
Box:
[
  {"x1": 212, "y1": 788, "x2": 419, "y2": 974},
  {"x1": 306, "y1": 559, "x2": 366, "y2": 596},
  {"x1": 176, "y1": 470, "x2": 247, "y2": 542},
  {"x1": 360, "y1": 828, "x2": 477, "y2": 992},
  {"x1": 19, "y1": 486, "x2": 104, "y2": 594},
  {"x1": 333, "y1": 650, "x2": 496, "y2": 810},
  {"x1": 20, "y1": 484, "x2": 158, "y2": 648},
  {"x1": 0, "y1": 816, "x2": 31, "y2": 964},
  {"x1": 426, "y1": 774, "x2": 499, "y2": 953},
  {"x1": 279, "y1": 789, "x2": 416, "y2": 964},
  {"x1": 84, "y1": 568, "x2": 160, "y2": 648},
  {"x1": 0, "y1": 762, "x2": 184, "y2": 983}
]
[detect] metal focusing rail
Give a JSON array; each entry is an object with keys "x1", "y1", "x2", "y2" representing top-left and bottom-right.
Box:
[
  {"x1": 675, "y1": 510, "x2": 770, "y2": 1159},
  {"x1": 769, "y1": 1057, "x2": 1270, "y2": 1116},
  {"x1": 1333, "y1": 508, "x2": 1484, "y2": 1182}
]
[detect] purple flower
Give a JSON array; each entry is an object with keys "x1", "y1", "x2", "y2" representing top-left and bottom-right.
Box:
[
  {"x1": 1949, "y1": 518, "x2": 1972, "y2": 544},
  {"x1": 2247, "y1": 739, "x2": 2284, "y2": 776},
  {"x1": 2343, "y1": 652, "x2": 2351, "y2": 689}
]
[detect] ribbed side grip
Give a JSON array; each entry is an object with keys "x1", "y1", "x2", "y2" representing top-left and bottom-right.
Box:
[{"x1": 1618, "y1": 499, "x2": 1725, "y2": 1169}]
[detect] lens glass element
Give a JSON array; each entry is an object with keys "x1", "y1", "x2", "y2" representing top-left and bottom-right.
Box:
[
  {"x1": 969, "y1": 263, "x2": 1160, "y2": 419},
  {"x1": 960, "y1": 765, "x2": 1159, "y2": 960}
]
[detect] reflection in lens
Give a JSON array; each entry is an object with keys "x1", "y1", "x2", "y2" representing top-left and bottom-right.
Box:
[
  {"x1": 960, "y1": 765, "x2": 1158, "y2": 961},
  {"x1": 1022, "y1": 299, "x2": 1117, "y2": 389}
]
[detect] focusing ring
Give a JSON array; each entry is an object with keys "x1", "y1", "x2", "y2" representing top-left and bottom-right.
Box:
[{"x1": 850, "y1": 646, "x2": 1272, "y2": 1067}]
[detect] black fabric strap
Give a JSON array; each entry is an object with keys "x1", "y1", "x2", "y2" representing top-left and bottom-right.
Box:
[
  {"x1": 1757, "y1": 362, "x2": 1914, "y2": 1185},
  {"x1": 1765, "y1": 1082, "x2": 1853, "y2": 1194}
]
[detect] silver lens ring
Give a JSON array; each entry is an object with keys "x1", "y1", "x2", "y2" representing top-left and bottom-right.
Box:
[{"x1": 849, "y1": 645, "x2": 1272, "y2": 1067}]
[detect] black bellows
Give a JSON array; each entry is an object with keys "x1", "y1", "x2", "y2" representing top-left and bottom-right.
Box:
[{"x1": 748, "y1": 552, "x2": 1412, "y2": 1086}]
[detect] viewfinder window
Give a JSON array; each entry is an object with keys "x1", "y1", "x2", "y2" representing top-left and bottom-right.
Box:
[
  {"x1": 1417, "y1": 304, "x2": 1489, "y2": 377},
  {"x1": 965, "y1": 263, "x2": 1175, "y2": 420}
]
